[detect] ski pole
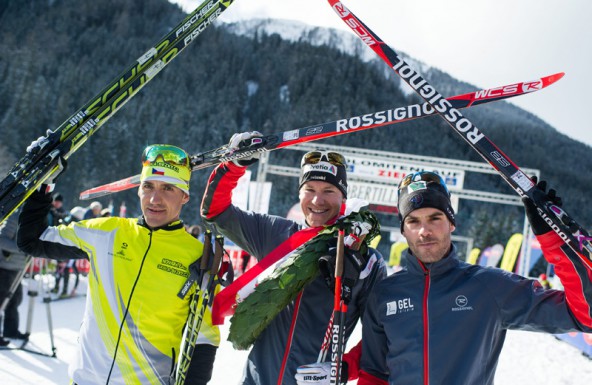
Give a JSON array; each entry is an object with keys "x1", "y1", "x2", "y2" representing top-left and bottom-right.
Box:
[
  {"x1": 175, "y1": 230, "x2": 212, "y2": 384},
  {"x1": 330, "y1": 230, "x2": 347, "y2": 385},
  {"x1": 175, "y1": 232, "x2": 223, "y2": 385},
  {"x1": 39, "y1": 260, "x2": 57, "y2": 357},
  {"x1": 319, "y1": 222, "x2": 370, "y2": 368}
]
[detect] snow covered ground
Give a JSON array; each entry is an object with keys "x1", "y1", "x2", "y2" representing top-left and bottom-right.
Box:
[{"x1": 1, "y1": 275, "x2": 591, "y2": 384}]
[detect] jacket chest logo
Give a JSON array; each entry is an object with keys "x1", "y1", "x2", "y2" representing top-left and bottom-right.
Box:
[
  {"x1": 114, "y1": 242, "x2": 131, "y2": 261},
  {"x1": 451, "y1": 295, "x2": 473, "y2": 312},
  {"x1": 386, "y1": 297, "x2": 415, "y2": 316}
]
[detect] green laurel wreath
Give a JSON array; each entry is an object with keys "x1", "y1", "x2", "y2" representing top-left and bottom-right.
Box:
[{"x1": 227, "y1": 208, "x2": 380, "y2": 350}]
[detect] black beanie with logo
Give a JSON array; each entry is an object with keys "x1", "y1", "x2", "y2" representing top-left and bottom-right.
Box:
[
  {"x1": 299, "y1": 161, "x2": 348, "y2": 198},
  {"x1": 398, "y1": 179, "x2": 455, "y2": 231}
]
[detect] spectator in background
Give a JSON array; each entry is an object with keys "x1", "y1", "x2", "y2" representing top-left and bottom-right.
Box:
[
  {"x1": 239, "y1": 250, "x2": 251, "y2": 276},
  {"x1": 187, "y1": 224, "x2": 202, "y2": 239},
  {"x1": 538, "y1": 273, "x2": 551, "y2": 290},
  {"x1": 83, "y1": 201, "x2": 102, "y2": 219},
  {"x1": 48, "y1": 192, "x2": 68, "y2": 226},
  {"x1": 68, "y1": 206, "x2": 86, "y2": 223},
  {"x1": 388, "y1": 240, "x2": 408, "y2": 272},
  {"x1": 0, "y1": 209, "x2": 30, "y2": 345},
  {"x1": 100, "y1": 208, "x2": 112, "y2": 217},
  {"x1": 52, "y1": 206, "x2": 85, "y2": 297}
]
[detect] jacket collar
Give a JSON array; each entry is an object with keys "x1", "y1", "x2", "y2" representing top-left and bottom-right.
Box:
[
  {"x1": 405, "y1": 243, "x2": 459, "y2": 276},
  {"x1": 137, "y1": 217, "x2": 185, "y2": 232}
]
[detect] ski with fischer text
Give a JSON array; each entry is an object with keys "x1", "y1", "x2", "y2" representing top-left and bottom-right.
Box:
[
  {"x1": 327, "y1": 0, "x2": 592, "y2": 269},
  {"x1": 79, "y1": 72, "x2": 563, "y2": 200},
  {"x1": 0, "y1": 0, "x2": 236, "y2": 224}
]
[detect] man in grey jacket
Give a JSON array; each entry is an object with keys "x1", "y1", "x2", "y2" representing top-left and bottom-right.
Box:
[
  {"x1": 201, "y1": 132, "x2": 386, "y2": 385},
  {"x1": 357, "y1": 172, "x2": 592, "y2": 385},
  {"x1": 0, "y1": 209, "x2": 30, "y2": 345}
]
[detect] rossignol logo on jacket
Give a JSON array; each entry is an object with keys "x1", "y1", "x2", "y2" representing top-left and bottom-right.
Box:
[
  {"x1": 452, "y1": 295, "x2": 474, "y2": 312},
  {"x1": 386, "y1": 298, "x2": 415, "y2": 315}
]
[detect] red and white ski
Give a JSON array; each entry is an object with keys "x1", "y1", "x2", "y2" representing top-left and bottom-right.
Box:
[{"x1": 327, "y1": 0, "x2": 592, "y2": 269}]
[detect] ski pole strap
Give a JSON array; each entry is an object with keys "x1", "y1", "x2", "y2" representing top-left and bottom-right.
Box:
[
  {"x1": 215, "y1": 238, "x2": 234, "y2": 288},
  {"x1": 317, "y1": 312, "x2": 335, "y2": 363},
  {"x1": 177, "y1": 230, "x2": 212, "y2": 299},
  {"x1": 210, "y1": 235, "x2": 224, "y2": 278}
]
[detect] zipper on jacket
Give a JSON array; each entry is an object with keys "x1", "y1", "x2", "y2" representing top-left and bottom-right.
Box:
[
  {"x1": 276, "y1": 291, "x2": 304, "y2": 385},
  {"x1": 105, "y1": 229, "x2": 153, "y2": 384},
  {"x1": 422, "y1": 267, "x2": 430, "y2": 385}
]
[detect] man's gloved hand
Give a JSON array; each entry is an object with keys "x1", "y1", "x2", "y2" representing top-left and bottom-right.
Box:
[
  {"x1": 295, "y1": 362, "x2": 348, "y2": 385},
  {"x1": 319, "y1": 246, "x2": 368, "y2": 303},
  {"x1": 523, "y1": 177, "x2": 562, "y2": 235},
  {"x1": 2, "y1": 250, "x2": 10, "y2": 258},
  {"x1": 26, "y1": 130, "x2": 52, "y2": 153},
  {"x1": 228, "y1": 131, "x2": 263, "y2": 167}
]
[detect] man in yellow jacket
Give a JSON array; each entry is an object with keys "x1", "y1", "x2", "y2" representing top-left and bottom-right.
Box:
[{"x1": 18, "y1": 145, "x2": 219, "y2": 385}]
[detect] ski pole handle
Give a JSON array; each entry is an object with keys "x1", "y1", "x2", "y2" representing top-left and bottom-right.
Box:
[
  {"x1": 211, "y1": 235, "x2": 224, "y2": 277},
  {"x1": 201, "y1": 230, "x2": 213, "y2": 271}
]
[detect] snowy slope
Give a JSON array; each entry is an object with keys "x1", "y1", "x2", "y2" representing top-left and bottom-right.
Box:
[
  {"x1": 221, "y1": 18, "x2": 429, "y2": 97},
  {"x1": 0, "y1": 276, "x2": 590, "y2": 384}
]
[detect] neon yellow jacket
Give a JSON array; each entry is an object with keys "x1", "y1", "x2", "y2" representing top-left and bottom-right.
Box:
[{"x1": 19, "y1": 198, "x2": 219, "y2": 385}]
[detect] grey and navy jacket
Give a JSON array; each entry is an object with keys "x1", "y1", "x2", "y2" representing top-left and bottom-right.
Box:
[
  {"x1": 201, "y1": 161, "x2": 387, "y2": 385},
  {"x1": 359, "y1": 234, "x2": 592, "y2": 385}
]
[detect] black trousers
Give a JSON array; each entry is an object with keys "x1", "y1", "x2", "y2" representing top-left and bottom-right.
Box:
[{"x1": 0, "y1": 268, "x2": 24, "y2": 336}]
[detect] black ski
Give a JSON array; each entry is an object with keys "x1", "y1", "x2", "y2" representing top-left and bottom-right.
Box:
[
  {"x1": 0, "y1": 0, "x2": 236, "y2": 224},
  {"x1": 328, "y1": 0, "x2": 592, "y2": 269}
]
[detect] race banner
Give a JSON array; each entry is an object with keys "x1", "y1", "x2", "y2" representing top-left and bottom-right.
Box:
[{"x1": 345, "y1": 156, "x2": 465, "y2": 191}]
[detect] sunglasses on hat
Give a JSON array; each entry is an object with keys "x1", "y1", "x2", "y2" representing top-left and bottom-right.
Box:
[
  {"x1": 301, "y1": 151, "x2": 346, "y2": 167},
  {"x1": 398, "y1": 171, "x2": 449, "y2": 194},
  {"x1": 142, "y1": 145, "x2": 190, "y2": 169}
]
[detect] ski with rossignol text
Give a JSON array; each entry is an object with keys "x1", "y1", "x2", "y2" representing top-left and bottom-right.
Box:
[
  {"x1": 327, "y1": 0, "x2": 592, "y2": 269},
  {"x1": 78, "y1": 72, "x2": 563, "y2": 200},
  {"x1": 0, "y1": 0, "x2": 237, "y2": 224}
]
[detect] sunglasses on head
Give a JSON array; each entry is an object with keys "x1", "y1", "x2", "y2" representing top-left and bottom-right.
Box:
[
  {"x1": 397, "y1": 171, "x2": 449, "y2": 194},
  {"x1": 141, "y1": 145, "x2": 190, "y2": 168},
  {"x1": 301, "y1": 151, "x2": 346, "y2": 167}
]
